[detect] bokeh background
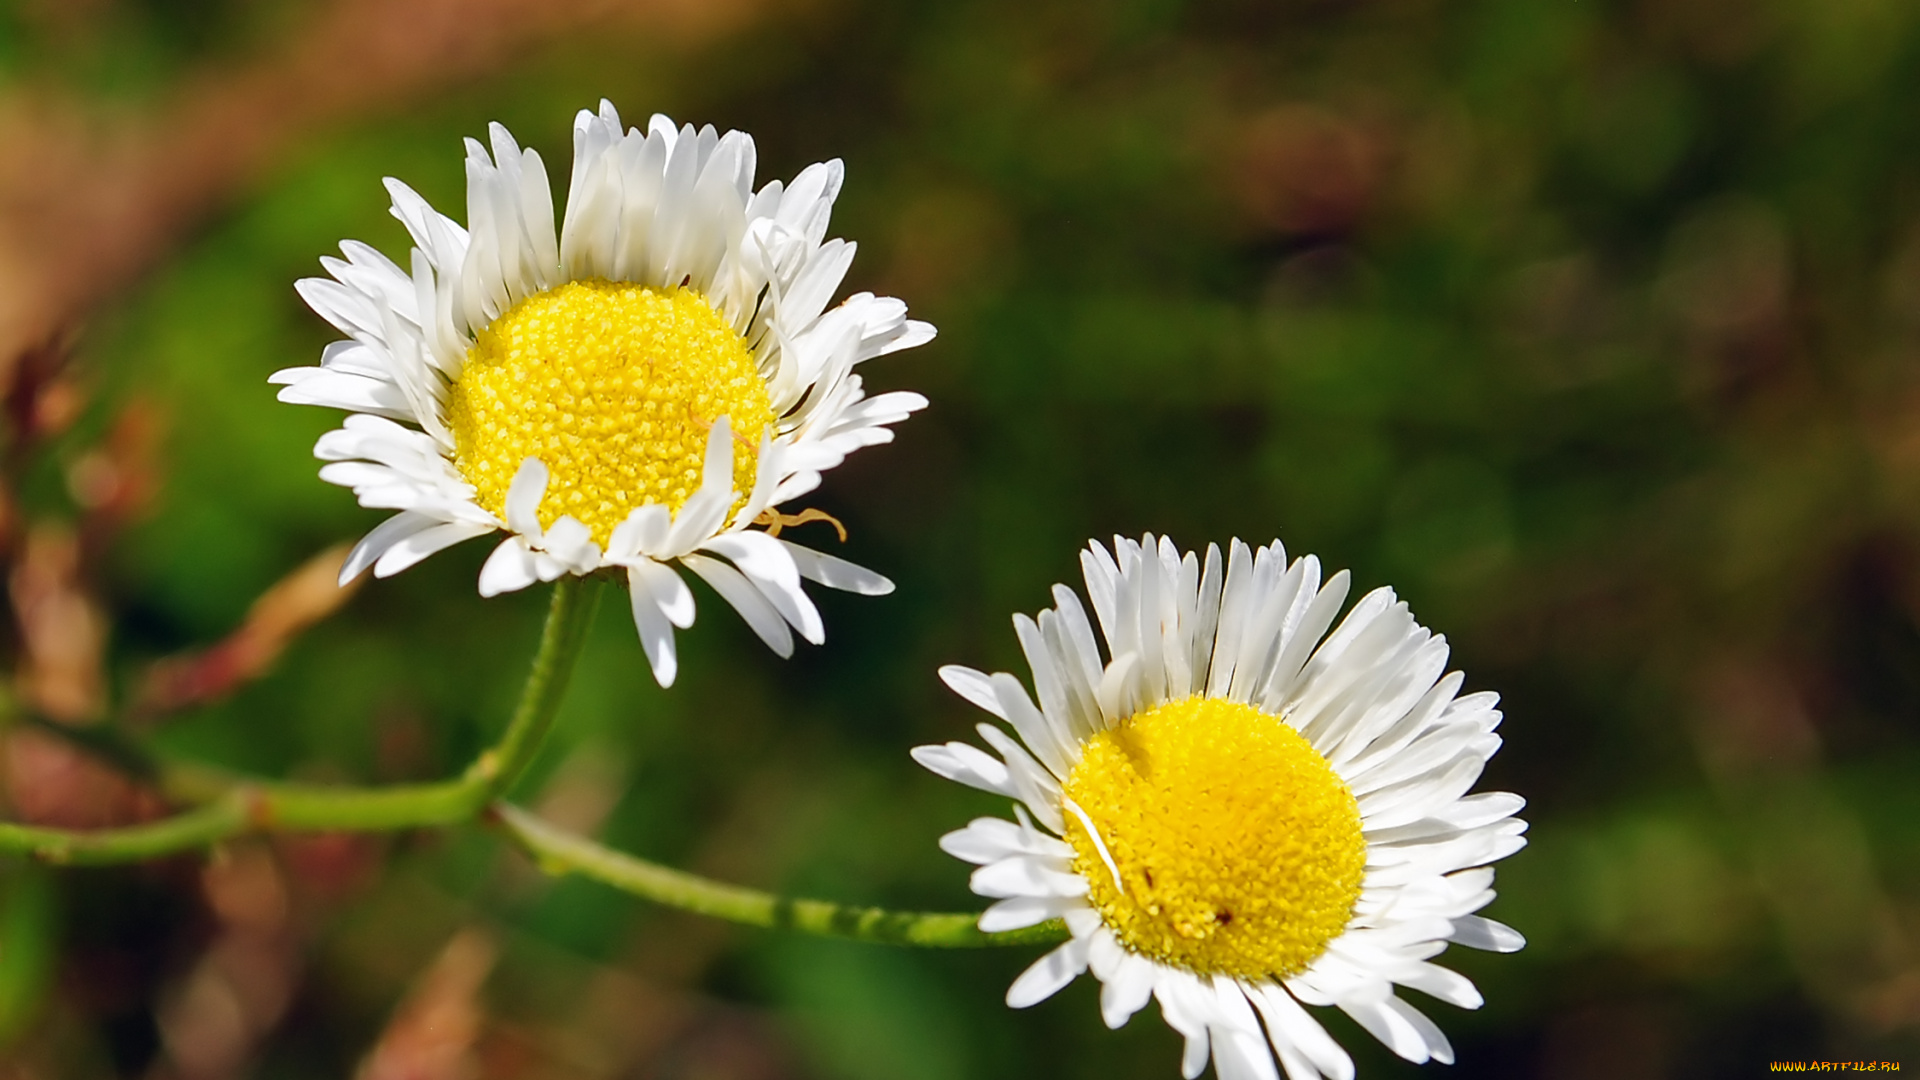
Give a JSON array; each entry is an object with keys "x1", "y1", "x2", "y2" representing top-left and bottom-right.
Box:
[{"x1": 0, "y1": 0, "x2": 1918, "y2": 1076}]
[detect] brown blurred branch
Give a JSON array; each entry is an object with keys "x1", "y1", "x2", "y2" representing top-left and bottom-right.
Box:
[
  {"x1": 149, "y1": 845, "x2": 307, "y2": 1080},
  {"x1": 9, "y1": 521, "x2": 107, "y2": 722},
  {"x1": 0, "y1": 0, "x2": 786, "y2": 384},
  {"x1": 134, "y1": 544, "x2": 363, "y2": 720},
  {"x1": 355, "y1": 929, "x2": 497, "y2": 1080}
]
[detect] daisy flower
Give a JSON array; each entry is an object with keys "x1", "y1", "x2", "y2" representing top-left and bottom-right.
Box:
[
  {"x1": 272, "y1": 102, "x2": 932, "y2": 686},
  {"x1": 913, "y1": 535, "x2": 1526, "y2": 1080}
]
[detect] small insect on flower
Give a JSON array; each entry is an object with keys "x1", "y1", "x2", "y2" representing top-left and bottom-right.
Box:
[
  {"x1": 274, "y1": 102, "x2": 932, "y2": 685},
  {"x1": 914, "y1": 535, "x2": 1526, "y2": 1080}
]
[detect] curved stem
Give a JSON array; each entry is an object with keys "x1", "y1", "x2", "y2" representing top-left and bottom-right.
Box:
[
  {"x1": 0, "y1": 801, "x2": 245, "y2": 865},
  {"x1": 0, "y1": 580, "x2": 1057, "y2": 956},
  {"x1": 493, "y1": 802, "x2": 1068, "y2": 948},
  {"x1": 0, "y1": 577, "x2": 601, "y2": 861},
  {"x1": 0, "y1": 777, "x2": 485, "y2": 864},
  {"x1": 467, "y1": 576, "x2": 602, "y2": 798}
]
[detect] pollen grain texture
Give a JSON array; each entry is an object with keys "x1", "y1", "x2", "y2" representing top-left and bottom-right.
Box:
[
  {"x1": 1062, "y1": 695, "x2": 1366, "y2": 979},
  {"x1": 448, "y1": 279, "x2": 774, "y2": 545}
]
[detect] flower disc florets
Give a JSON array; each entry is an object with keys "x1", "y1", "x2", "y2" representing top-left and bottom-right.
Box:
[
  {"x1": 448, "y1": 279, "x2": 773, "y2": 546},
  {"x1": 1064, "y1": 695, "x2": 1366, "y2": 979}
]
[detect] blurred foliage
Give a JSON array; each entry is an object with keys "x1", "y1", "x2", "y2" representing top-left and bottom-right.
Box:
[{"x1": 0, "y1": 0, "x2": 1918, "y2": 1077}]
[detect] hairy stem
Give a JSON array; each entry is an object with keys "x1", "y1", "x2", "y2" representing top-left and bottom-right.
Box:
[
  {"x1": 0, "y1": 777, "x2": 485, "y2": 864},
  {"x1": 0, "y1": 577, "x2": 600, "y2": 860},
  {"x1": 493, "y1": 802, "x2": 1069, "y2": 948},
  {"x1": 467, "y1": 575, "x2": 602, "y2": 798},
  {"x1": 0, "y1": 801, "x2": 245, "y2": 865},
  {"x1": 0, "y1": 579, "x2": 1055, "y2": 957}
]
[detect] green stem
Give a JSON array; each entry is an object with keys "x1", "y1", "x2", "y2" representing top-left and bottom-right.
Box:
[
  {"x1": 0, "y1": 579, "x2": 1055, "y2": 955},
  {"x1": 493, "y1": 802, "x2": 1067, "y2": 948},
  {"x1": 243, "y1": 777, "x2": 484, "y2": 830},
  {"x1": 0, "y1": 801, "x2": 245, "y2": 865},
  {"x1": 467, "y1": 576, "x2": 602, "y2": 798},
  {"x1": 0, "y1": 777, "x2": 485, "y2": 864},
  {"x1": 0, "y1": 577, "x2": 599, "y2": 860}
]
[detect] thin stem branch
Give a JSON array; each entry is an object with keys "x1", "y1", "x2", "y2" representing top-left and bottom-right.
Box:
[
  {"x1": 0, "y1": 577, "x2": 600, "y2": 860},
  {"x1": 0, "y1": 801, "x2": 244, "y2": 865},
  {"x1": 467, "y1": 576, "x2": 602, "y2": 798},
  {"x1": 0, "y1": 579, "x2": 1055, "y2": 956},
  {"x1": 493, "y1": 802, "x2": 1068, "y2": 949},
  {"x1": 0, "y1": 777, "x2": 485, "y2": 864},
  {"x1": 15, "y1": 712, "x2": 164, "y2": 783}
]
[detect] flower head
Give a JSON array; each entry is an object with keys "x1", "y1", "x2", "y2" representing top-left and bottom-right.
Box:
[
  {"x1": 914, "y1": 535, "x2": 1526, "y2": 1080},
  {"x1": 273, "y1": 103, "x2": 932, "y2": 685}
]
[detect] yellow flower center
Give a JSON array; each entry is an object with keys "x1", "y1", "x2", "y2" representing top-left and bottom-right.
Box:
[
  {"x1": 447, "y1": 279, "x2": 774, "y2": 546},
  {"x1": 1062, "y1": 695, "x2": 1366, "y2": 979}
]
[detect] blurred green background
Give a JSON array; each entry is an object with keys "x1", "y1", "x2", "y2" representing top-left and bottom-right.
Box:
[{"x1": 1, "y1": 0, "x2": 1919, "y2": 1076}]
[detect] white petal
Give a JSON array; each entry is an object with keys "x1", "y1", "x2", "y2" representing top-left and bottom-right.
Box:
[
  {"x1": 680, "y1": 553, "x2": 793, "y2": 656},
  {"x1": 318, "y1": 339, "x2": 387, "y2": 378},
  {"x1": 1358, "y1": 755, "x2": 1490, "y2": 832},
  {"x1": 539, "y1": 515, "x2": 601, "y2": 572},
  {"x1": 1049, "y1": 584, "x2": 1107, "y2": 695},
  {"x1": 626, "y1": 567, "x2": 680, "y2": 688},
  {"x1": 504, "y1": 458, "x2": 549, "y2": 538},
  {"x1": 1338, "y1": 995, "x2": 1440, "y2": 1065},
  {"x1": 939, "y1": 817, "x2": 1073, "y2": 864},
  {"x1": 1393, "y1": 962, "x2": 1483, "y2": 1010},
  {"x1": 782, "y1": 239, "x2": 857, "y2": 329},
  {"x1": 1388, "y1": 996, "x2": 1454, "y2": 1065},
  {"x1": 702, "y1": 413, "x2": 737, "y2": 491},
  {"x1": 664, "y1": 483, "x2": 732, "y2": 558},
  {"x1": 969, "y1": 855, "x2": 1088, "y2": 900},
  {"x1": 1017, "y1": 612, "x2": 1095, "y2": 751},
  {"x1": 1097, "y1": 948, "x2": 1159, "y2": 1029},
  {"x1": 977, "y1": 894, "x2": 1082, "y2": 933},
  {"x1": 1080, "y1": 540, "x2": 1122, "y2": 651},
  {"x1": 630, "y1": 559, "x2": 696, "y2": 628},
  {"x1": 274, "y1": 370, "x2": 414, "y2": 419},
  {"x1": 974, "y1": 723, "x2": 1066, "y2": 834},
  {"x1": 1005, "y1": 936, "x2": 1092, "y2": 1009},
  {"x1": 1351, "y1": 995, "x2": 1450, "y2": 1065},
  {"x1": 1207, "y1": 982, "x2": 1282, "y2": 1080},
  {"x1": 1447, "y1": 915, "x2": 1526, "y2": 952},
  {"x1": 1063, "y1": 906, "x2": 1104, "y2": 938},
  {"x1": 780, "y1": 540, "x2": 893, "y2": 595},
  {"x1": 701, "y1": 532, "x2": 823, "y2": 644},
  {"x1": 938, "y1": 665, "x2": 1007, "y2": 718},
  {"x1": 607, "y1": 504, "x2": 672, "y2": 561},
  {"x1": 532, "y1": 549, "x2": 572, "y2": 583},
  {"x1": 317, "y1": 461, "x2": 399, "y2": 490},
  {"x1": 910, "y1": 742, "x2": 1013, "y2": 798},
  {"x1": 341, "y1": 512, "x2": 439, "y2": 583},
  {"x1": 477, "y1": 536, "x2": 541, "y2": 597},
  {"x1": 1438, "y1": 791, "x2": 1527, "y2": 830},
  {"x1": 1330, "y1": 670, "x2": 1466, "y2": 777},
  {"x1": 991, "y1": 671, "x2": 1074, "y2": 779},
  {"x1": 1095, "y1": 651, "x2": 1141, "y2": 726},
  {"x1": 372, "y1": 520, "x2": 491, "y2": 578},
  {"x1": 1154, "y1": 971, "x2": 1217, "y2": 1080},
  {"x1": 1259, "y1": 567, "x2": 1351, "y2": 706},
  {"x1": 1248, "y1": 983, "x2": 1355, "y2": 1080}
]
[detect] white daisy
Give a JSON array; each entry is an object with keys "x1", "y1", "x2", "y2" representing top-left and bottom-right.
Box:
[
  {"x1": 272, "y1": 101, "x2": 933, "y2": 686},
  {"x1": 913, "y1": 534, "x2": 1527, "y2": 1080}
]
